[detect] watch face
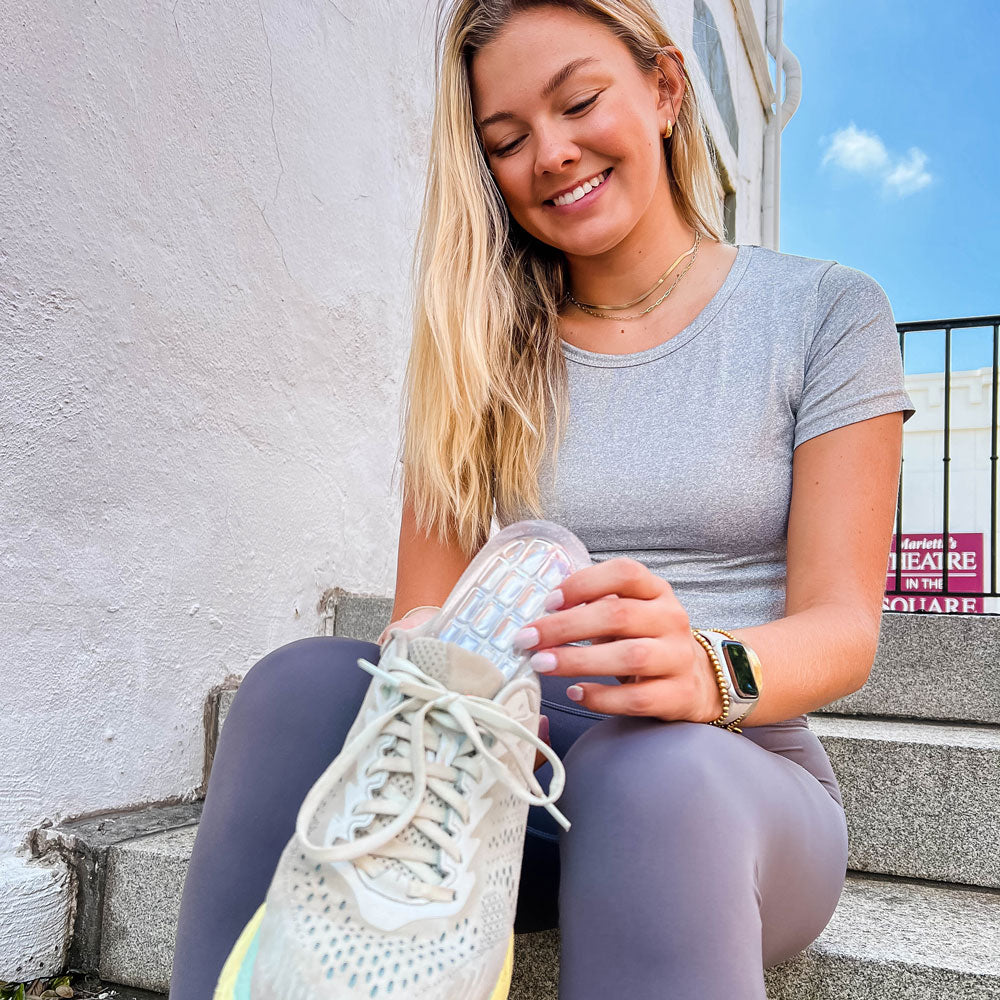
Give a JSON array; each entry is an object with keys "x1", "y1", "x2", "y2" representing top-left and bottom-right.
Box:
[{"x1": 721, "y1": 641, "x2": 759, "y2": 699}]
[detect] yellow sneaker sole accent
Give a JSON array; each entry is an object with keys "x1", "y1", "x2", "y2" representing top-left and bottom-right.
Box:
[
  {"x1": 213, "y1": 902, "x2": 266, "y2": 1000},
  {"x1": 490, "y1": 928, "x2": 514, "y2": 1000},
  {"x1": 212, "y1": 902, "x2": 513, "y2": 1000}
]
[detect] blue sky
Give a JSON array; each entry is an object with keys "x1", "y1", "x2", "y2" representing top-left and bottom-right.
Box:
[{"x1": 775, "y1": 0, "x2": 998, "y2": 374}]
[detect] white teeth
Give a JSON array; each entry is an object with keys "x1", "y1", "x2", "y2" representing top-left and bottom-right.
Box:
[{"x1": 552, "y1": 169, "x2": 609, "y2": 206}]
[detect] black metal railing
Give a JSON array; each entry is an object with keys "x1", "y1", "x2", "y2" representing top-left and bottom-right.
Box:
[{"x1": 888, "y1": 314, "x2": 1000, "y2": 611}]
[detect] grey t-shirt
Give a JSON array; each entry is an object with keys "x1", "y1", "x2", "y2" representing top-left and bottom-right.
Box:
[{"x1": 496, "y1": 242, "x2": 917, "y2": 631}]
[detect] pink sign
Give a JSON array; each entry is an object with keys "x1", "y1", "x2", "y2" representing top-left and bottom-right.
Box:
[{"x1": 884, "y1": 533, "x2": 984, "y2": 614}]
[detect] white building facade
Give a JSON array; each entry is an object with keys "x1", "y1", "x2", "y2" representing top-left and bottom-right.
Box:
[{"x1": 894, "y1": 368, "x2": 1000, "y2": 616}]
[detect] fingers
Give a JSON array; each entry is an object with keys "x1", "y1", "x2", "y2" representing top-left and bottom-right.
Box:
[
  {"x1": 527, "y1": 597, "x2": 668, "y2": 647},
  {"x1": 557, "y1": 557, "x2": 671, "y2": 605},
  {"x1": 525, "y1": 633, "x2": 693, "y2": 680},
  {"x1": 523, "y1": 560, "x2": 683, "y2": 648},
  {"x1": 568, "y1": 675, "x2": 696, "y2": 720}
]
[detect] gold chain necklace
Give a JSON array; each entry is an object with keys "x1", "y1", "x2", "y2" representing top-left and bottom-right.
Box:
[
  {"x1": 568, "y1": 231, "x2": 701, "y2": 321},
  {"x1": 570, "y1": 230, "x2": 701, "y2": 311}
]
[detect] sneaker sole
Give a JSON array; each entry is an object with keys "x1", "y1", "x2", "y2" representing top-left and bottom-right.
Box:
[
  {"x1": 396, "y1": 518, "x2": 592, "y2": 680},
  {"x1": 214, "y1": 903, "x2": 515, "y2": 1000}
]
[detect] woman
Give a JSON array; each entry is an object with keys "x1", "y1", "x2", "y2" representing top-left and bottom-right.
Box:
[{"x1": 171, "y1": 1, "x2": 915, "y2": 997}]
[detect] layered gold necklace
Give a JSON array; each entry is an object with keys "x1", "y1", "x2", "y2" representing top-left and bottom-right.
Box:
[{"x1": 567, "y1": 230, "x2": 702, "y2": 321}]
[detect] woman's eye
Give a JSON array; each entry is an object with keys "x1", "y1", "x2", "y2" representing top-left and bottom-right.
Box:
[
  {"x1": 494, "y1": 139, "x2": 521, "y2": 157},
  {"x1": 492, "y1": 95, "x2": 600, "y2": 158},
  {"x1": 567, "y1": 94, "x2": 599, "y2": 114}
]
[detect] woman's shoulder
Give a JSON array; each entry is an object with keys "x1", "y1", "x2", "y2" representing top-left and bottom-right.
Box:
[{"x1": 743, "y1": 243, "x2": 888, "y2": 306}]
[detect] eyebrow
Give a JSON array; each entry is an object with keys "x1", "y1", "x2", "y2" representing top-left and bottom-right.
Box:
[{"x1": 476, "y1": 56, "x2": 601, "y2": 130}]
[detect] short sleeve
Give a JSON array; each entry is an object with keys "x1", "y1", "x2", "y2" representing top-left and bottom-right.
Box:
[{"x1": 793, "y1": 263, "x2": 917, "y2": 450}]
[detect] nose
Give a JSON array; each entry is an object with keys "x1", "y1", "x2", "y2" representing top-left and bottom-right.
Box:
[{"x1": 533, "y1": 125, "x2": 581, "y2": 184}]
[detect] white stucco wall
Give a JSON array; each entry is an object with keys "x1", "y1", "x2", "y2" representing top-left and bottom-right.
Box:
[
  {"x1": 0, "y1": 0, "x2": 767, "y2": 978},
  {"x1": 1, "y1": 0, "x2": 440, "y2": 976}
]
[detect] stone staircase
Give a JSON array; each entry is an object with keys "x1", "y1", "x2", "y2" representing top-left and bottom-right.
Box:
[{"x1": 30, "y1": 600, "x2": 1000, "y2": 997}]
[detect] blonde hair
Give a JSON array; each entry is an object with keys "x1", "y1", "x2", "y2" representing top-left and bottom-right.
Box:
[{"x1": 392, "y1": 0, "x2": 726, "y2": 557}]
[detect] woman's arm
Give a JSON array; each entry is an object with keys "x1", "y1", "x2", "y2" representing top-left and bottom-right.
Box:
[
  {"x1": 724, "y1": 409, "x2": 904, "y2": 726},
  {"x1": 378, "y1": 481, "x2": 487, "y2": 646},
  {"x1": 489, "y1": 412, "x2": 906, "y2": 727}
]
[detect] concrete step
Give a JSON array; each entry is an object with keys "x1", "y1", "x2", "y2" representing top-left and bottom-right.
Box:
[
  {"x1": 100, "y1": 825, "x2": 198, "y2": 993},
  {"x1": 762, "y1": 873, "x2": 1000, "y2": 1000},
  {"x1": 823, "y1": 611, "x2": 1000, "y2": 725},
  {"x1": 75, "y1": 812, "x2": 1000, "y2": 998},
  {"x1": 327, "y1": 592, "x2": 393, "y2": 646},
  {"x1": 811, "y1": 714, "x2": 1000, "y2": 888},
  {"x1": 514, "y1": 875, "x2": 1000, "y2": 1000},
  {"x1": 30, "y1": 802, "x2": 202, "y2": 978},
  {"x1": 331, "y1": 597, "x2": 1000, "y2": 726}
]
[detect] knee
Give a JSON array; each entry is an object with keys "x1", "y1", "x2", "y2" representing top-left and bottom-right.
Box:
[
  {"x1": 561, "y1": 716, "x2": 750, "y2": 826},
  {"x1": 228, "y1": 634, "x2": 377, "y2": 725}
]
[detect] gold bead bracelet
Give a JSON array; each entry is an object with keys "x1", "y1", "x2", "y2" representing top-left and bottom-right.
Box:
[{"x1": 690, "y1": 627, "x2": 752, "y2": 734}]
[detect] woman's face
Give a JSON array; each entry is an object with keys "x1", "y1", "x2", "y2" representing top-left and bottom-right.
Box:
[{"x1": 470, "y1": 6, "x2": 679, "y2": 258}]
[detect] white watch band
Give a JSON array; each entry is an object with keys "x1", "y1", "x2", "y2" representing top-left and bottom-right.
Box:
[{"x1": 699, "y1": 629, "x2": 760, "y2": 725}]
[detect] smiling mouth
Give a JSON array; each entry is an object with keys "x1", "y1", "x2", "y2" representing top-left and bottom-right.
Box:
[{"x1": 544, "y1": 167, "x2": 613, "y2": 206}]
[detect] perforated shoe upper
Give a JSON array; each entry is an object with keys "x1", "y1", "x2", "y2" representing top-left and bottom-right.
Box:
[{"x1": 247, "y1": 634, "x2": 568, "y2": 999}]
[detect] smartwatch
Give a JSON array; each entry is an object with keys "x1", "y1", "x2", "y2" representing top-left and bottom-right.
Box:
[{"x1": 696, "y1": 629, "x2": 763, "y2": 727}]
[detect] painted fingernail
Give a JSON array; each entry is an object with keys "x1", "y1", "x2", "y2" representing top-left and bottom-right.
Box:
[
  {"x1": 567, "y1": 685, "x2": 584, "y2": 702},
  {"x1": 538, "y1": 714, "x2": 549, "y2": 741},
  {"x1": 544, "y1": 588, "x2": 564, "y2": 611},
  {"x1": 513, "y1": 627, "x2": 539, "y2": 651},
  {"x1": 529, "y1": 651, "x2": 558, "y2": 673}
]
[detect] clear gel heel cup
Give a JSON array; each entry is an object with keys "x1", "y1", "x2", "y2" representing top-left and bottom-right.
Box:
[{"x1": 400, "y1": 519, "x2": 592, "y2": 682}]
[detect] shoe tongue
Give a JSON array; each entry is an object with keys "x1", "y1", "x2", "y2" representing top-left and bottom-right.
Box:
[
  {"x1": 351, "y1": 634, "x2": 507, "y2": 901},
  {"x1": 403, "y1": 636, "x2": 506, "y2": 699}
]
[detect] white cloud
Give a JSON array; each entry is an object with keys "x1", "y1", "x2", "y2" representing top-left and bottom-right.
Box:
[
  {"x1": 820, "y1": 122, "x2": 932, "y2": 198},
  {"x1": 822, "y1": 123, "x2": 890, "y2": 173},
  {"x1": 883, "y1": 148, "x2": 933, "y2": 196}
]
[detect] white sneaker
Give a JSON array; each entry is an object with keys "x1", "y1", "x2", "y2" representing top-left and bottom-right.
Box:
[{"x1": 214, "y1": 519, "x2": 592, "y2": 999}]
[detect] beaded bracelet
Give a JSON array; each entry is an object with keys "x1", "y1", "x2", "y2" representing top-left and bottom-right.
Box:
[
  {"x1": 377, "y1": 605, "x2": 442, "y2": 646},
  {"x1": 399, "y1": 604, "x2": 442, "y2": 620},
  {"x1": 690, "y1": 627, "x2": 755, "y2": 734}
]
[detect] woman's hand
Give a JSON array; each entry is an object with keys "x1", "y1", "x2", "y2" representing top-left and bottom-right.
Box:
[{"x1": 513, "y1": 557, "x2": 725, "y2": 723}]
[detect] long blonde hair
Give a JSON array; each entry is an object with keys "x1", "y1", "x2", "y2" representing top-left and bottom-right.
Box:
[{"x1": 392, "y1": 0, "x2": 726, "y2": 557}]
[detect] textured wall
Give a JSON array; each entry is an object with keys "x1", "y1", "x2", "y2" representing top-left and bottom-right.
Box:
[{"x1": 2, "y1": 0, "x2": 434, "y2": 858}]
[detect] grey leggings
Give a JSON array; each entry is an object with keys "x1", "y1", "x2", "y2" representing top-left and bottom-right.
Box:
[{"x1": 170, "y1": 635, "x2": 848, "y2": 999}]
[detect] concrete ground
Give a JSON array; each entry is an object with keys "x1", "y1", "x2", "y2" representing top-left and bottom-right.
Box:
[{"x1": 65, "y1": 977, "x2": 165, "y2": 1000}]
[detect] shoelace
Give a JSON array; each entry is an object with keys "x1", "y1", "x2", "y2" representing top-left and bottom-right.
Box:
[{"x1": 294, "y1": 648, "x2": 571, "y2": 902}]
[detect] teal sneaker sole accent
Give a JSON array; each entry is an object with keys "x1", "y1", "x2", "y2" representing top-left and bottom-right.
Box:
[{"x1": 213, "y1": 903, "x2": 265, "y2": 1000}]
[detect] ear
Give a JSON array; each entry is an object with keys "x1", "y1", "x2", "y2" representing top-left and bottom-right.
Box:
[{"x1": 653, "y1": 47, "x2": 686, "y2": 130}]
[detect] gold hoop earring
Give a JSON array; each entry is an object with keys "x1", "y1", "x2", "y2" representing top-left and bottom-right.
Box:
[{"x1": 662, "y1": 120, "x2": 673, "y2": 138}]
